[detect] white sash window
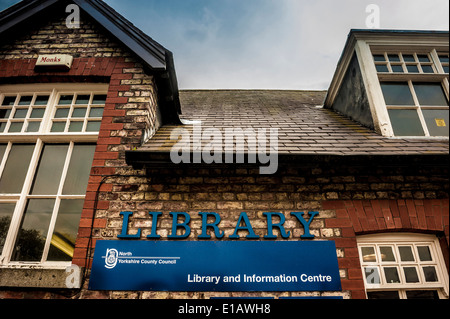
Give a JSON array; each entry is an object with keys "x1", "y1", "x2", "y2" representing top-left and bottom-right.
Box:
[
  {"x1": 358, "y1": 233, "x2": 449, "y2": 299},
  {"x1": 0, "y1": 84, "x2": 107, "y2": 268}
]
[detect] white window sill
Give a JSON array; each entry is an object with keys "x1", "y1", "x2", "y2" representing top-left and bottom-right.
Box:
[{"x1": 0, "y1": 265, "x2": 82, "y2": 289}]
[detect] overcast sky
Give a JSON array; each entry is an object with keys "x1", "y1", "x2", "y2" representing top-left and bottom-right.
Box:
[{"x1": 1, "y1": 0, "x2": 449, "y2": 90}]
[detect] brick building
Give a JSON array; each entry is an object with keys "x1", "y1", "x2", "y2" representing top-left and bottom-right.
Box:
[{"x1": 0, "y1": 0, "x2": 448, "y2": 300}]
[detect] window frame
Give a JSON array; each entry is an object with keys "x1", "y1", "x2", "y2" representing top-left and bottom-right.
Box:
[
  {"x1": 354, "y1": 40, "x2": 449, "y2": 138},
  {"x1": 372, "y1": 49, "x2": 449, "y2": 138},
  {"x1": 380, "y1": 80, "x2": 449, "y2": 137},
  {"x1": 357, "y1": 233, "x2": 449, "y2": 299},
  {"x1": 0, "y1": 83, "x2": 108, "y2": 269}
]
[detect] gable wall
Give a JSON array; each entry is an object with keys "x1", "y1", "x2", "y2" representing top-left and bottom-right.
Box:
[{"x1": 0, "y1": 3, "x2": 162, "y2": 298}]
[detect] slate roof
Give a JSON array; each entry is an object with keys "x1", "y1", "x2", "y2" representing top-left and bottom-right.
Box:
[{"x1": 129, "y1": 90, "x2": 449, "y2": 161}]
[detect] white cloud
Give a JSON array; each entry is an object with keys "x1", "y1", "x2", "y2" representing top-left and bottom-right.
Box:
[{"x1": 106, "y1": 0, "x2": 449, "y2": 90}]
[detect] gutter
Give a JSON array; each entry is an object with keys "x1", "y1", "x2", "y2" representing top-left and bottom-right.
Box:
[{"x1": 125, "y1": 150, "x2": 449, "y2": 170}]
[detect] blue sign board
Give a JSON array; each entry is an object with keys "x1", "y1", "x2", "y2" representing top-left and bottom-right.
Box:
[{"x1": 89, "y1": 241, "x2": 341, "y2": 292}]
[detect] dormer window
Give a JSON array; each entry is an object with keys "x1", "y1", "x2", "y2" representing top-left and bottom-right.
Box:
[{"x1": 325, "y1": 30, "x2": 449, "y2": 139}]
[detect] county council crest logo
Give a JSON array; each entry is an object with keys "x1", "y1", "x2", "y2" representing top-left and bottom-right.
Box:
[{"x1": 105, "y1": 248, "x2": 119, "y2": 269}]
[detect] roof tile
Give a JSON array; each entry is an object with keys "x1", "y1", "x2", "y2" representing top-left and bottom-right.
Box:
[{"x1": 139, "y1": 90, "x2": 449, "y2": 156}]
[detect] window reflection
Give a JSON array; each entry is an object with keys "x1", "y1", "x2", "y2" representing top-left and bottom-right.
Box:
[
  {"x1": 47, "y1": 199, "x2": 84, "y2": 261},
  {"x1": 0, "y1": 144, "x2": 35, "y2": 194},
  {"x1": 12, "y1": 199, "x2": 55, "y2": 262},
  {"x1": 381, "y1": 82, "x2": 415, "y2": 106},
  {"x1": 6, "y1": 143, "x2": 95, "y2": 263},
  {"x1": 0, "y1": 203, "x2": 16, "y2": 255},
  {"x1": 388, "y1": 109, "x2": 425, "y2": 136},
  {"x1": 31, "y1": 145, "x2": 69, "y2": 195},
  {"x1": 62, "y1": 144, "x2": 96, "y2": 195},
  {"x1": 414, "y1": 83, "x2": 449, "y2": 106}
]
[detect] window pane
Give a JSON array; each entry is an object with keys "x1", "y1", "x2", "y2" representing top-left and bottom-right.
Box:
[
  {"x1": 51, "y1": 122, "x2": 66, "y2": 133},
  {"x1": 403, "y1": 55, "x2": 415, "y2": 62},
  {"x1": 55, "y1": 108, "x2": 70, "y2": 118},
  {"x1": 362, "y1": 247, "x2": 376, "y2": 262},
  {"x1": 422, "y1": 110, "x2": 449, "y2": 137},
  {"x1": 31, "y1": 145, "x2": 69, "y2": 195},
  {"x1": 406, "y1": 65, "x2": 419, "y2": 73},
  {"x1": 75, "y1": 95, "x2": 90, "y2": 105},
  {"x1": 30, "y1": 108, "x2": 45, "y2": 119},
  {"x1": 11, "y1": 199, "x2": 55, "y2": 262},
  {"x1": 62, "y1": 144, "x2": 96, "y2": 195},
  {"x1": 47, "y1": 199, "x2": 84, "y2": 262},
  {"x1": 92, "y1": 94, "x2": 107, "y2": 104},
  {"x1": 8, "y1": 122, "x2": 24, "y2": 133},
  {"x1": 0, "y1": 108, "x2": 11, "y2": 119},
  {"x1": 384, "y1": 267, "x2": 400, "y2": 283},
  {"x1": 367, "y1": 291, "x2": 400, "y2": 299},
  {"x1": 399, "y1": 246, "x2": 415, "y2": 262},
  {"x1": 444, "y1": 66, "x2": 449, "y2": 73},
  {"x1": 18, "y1": 96, "x2": 33, "y2": 105},
  {"x1": 421, "y1": 65, "x2": 434, "y2": 73},
  {"x1": 0, "y1": 122, "x2": 6, "y2": 133},
  {"x1": 388, "y1": 109, "x2": 425, "y2": 137},
  {"x1": 72, "y1": 108, "x2": 87, "y2": 118},
  {"x1": 0, "y1": 144, "x2": 6, "y2": 162},
  {"x1": 2, "y1": 96, "x2": 16, "y2": 106},
  {"x1": 13, "y1": 109, "x2": 28, "y2": 119},
  {"x1": 391, "y1": 65, "x2": 404, "y2": 73},
  {"x1": 417, "y1": 246, "x2": 432, "y2": 262},
  {"x1": 68, "y1": 121, "x2": 84, "y2": 132},
  {"x1": 0, "y1": 144, "x2": 34, "y2": 194},
  {"x1": 58, "y1": 95, "x2": 73, "y2": 105},
  {"x1": 423, "y1": 267, "x2": 438, "y2": 282},
  {"x1": 380, "y1": 246, "x2": 396, "y2": 262},
  {"x1": 26, "y1": 121, "x2": 41, "y2": 133},
  {"x1": 34, "y1": 96, "x2": 49, "y2": 106},
  {"x1": 439, "y1": 55, "x2": 449, "y2": 63},
  {"x1": 364, "y1": 267, "x2": 381, "y2": 284},
  {"x1": 406, "y1": 290, "x2": 439, "y2": 299},
  {"x1": 376, "y1": 65, "x2": 389, "y2": 73},
  {"x1": 413, "y1": 83, "x2": 448, "y2": 106},
  {"x1": 388, "y1": 54, "x2": 400, "y2": 62},
  {"x1": 404, "y1": 267, "x2": 420, "y2": 283},
  {"x1": 0, "y1": 203, "x2": 16, "y2": 255},
  {"x1": 89, "y1": 107, "x2": 104, "y2": 118},
  {"x1": 381, "y1": 82, "x2": 415, "y2": 106},
  {"x1": 86, "y1": 121, "x2": 101, "y2": 132},
  {"x1": 418, "y1": 55, "x2": 430, "y2": 63}
]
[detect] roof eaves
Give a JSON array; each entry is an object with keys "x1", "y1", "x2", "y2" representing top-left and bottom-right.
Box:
[
  {"x1": 125, "y1": 149, "x2": 450, "y2": 170},
  {"x1": 349, "y1": 28, "x2": 449, "y2": 37},
  {"x1": 0, "y1": 0, "x2": 58, "y2": 35},
  {"x1": 73, "y1": 0, "x2": 167, "y2": 70}
]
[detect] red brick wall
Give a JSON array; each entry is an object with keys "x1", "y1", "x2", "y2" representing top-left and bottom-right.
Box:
[
  {"x1": 323, "y1": 199, "x2": 449, "y2": 299},
  {"x1": 0, "y1": 11, "x2": 161, "y2": 299}
]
